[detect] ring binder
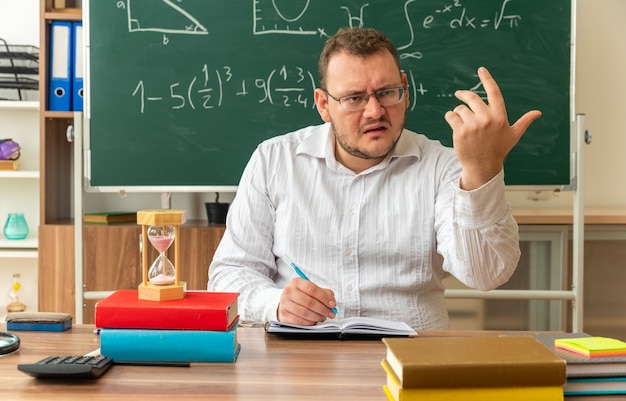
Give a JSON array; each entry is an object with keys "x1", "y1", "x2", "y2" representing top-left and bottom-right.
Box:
[
  {"x1": 72, "y1": 21, "x2": 83, "y2": 111},
  {"x1": 48, "y1": 21, "x2": 73, "y2": 111}
]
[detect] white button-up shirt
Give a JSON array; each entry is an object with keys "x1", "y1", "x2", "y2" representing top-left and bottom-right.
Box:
[{"x1": 208, "y1": 123, "x2": 520, "y2": 330}]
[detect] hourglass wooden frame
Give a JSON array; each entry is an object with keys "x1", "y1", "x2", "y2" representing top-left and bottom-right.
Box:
[{"x1": 137, "y1": 209, "x2": 187, "y2": 301}]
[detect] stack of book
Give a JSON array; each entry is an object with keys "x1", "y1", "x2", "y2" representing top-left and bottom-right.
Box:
[
  {"x1": 381, "y1": 336, "x2": 567, "y2": 401},
  {"x1": 95, "y1": 289, "x2": 240, "y2": 363},
  {"x1": 531, "y1": 332, "x2": 626, "y2": 397}
]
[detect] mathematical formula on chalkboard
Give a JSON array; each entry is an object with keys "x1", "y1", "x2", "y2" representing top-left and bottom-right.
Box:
[
  {"x1": 118, "y1": 0, "x2": 517, "y2": 114},
  {"x1": 129, "y1": 64, "x2": 490, "y2": 114},
  {"x1": 88, "y1": 0, "x2": 572, "y2": 188}
]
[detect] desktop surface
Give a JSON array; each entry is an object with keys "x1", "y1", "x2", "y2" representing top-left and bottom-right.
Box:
[
  {"x1": 1, "y1": 324, "x2": 390, "y2": 400},
  {"x1": 1, "y1": 324, "x2": 618, "y2": 400}
]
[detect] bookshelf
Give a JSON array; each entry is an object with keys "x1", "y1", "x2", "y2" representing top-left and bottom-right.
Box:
[{"x1": 0, "y1": 100, "x2": 39, "y2": 316}]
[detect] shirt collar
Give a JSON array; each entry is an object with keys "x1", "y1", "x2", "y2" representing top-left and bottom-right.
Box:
[{"x1": 297, "y1": 123, "x2": 422, "y2": 172}]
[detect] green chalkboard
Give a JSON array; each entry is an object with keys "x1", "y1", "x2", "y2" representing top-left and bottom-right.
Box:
[{"x1": 87, "y1": 0, "x2": 572, "y2": 189}]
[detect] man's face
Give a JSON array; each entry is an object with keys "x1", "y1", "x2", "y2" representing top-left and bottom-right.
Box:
[{"x1": 314, "y1": 49, "x2": 409, "y2": 172}]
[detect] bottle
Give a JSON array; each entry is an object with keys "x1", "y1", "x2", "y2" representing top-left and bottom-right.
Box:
[
  {"x1": 3, "y1": 213, "x2": 29, "y2": 240},
  {"x1": 7, "y1": 273, "x2": 26, "y2": 312}
]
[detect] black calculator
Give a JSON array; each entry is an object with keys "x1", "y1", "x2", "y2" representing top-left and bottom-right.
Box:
[{"x1": 18, "y1": 355, "x2": 113, "y2": 379}]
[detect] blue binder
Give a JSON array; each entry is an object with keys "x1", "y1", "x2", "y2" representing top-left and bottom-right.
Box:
[
  {"x1": 48, "y1": 21, "x2": 73, "y2": 111},
  {"x1": 72, "y1": 21, "x2": 84, "y2": 111}
]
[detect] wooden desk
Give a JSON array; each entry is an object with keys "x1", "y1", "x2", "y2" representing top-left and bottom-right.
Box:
[
  {"x1": 0, "y1": 325, "x2": 518, "y2": 401},
  {"x1": 1, "y1": 325, "x2": 620, "y2": 400}
]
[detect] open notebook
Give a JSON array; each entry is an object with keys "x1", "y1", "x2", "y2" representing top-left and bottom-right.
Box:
[{"x1": 266, "y1": 316, "x2": 417, "y2": 338}]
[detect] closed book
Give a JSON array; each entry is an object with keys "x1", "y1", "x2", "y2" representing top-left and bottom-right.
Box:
[
  {"x1": 382, "y1": 384, "x2": 564, "y2": 401},
  {"x1": 100, "y1": 324, "x2": 240, "y2": 363},
  {"x1": 0, "y1": 160, "x2": 19, "y2": 170},
  {"x1": 564, "y1": 377, "x2": 626, "y2": 396},
  {"x1": 95, "y1": 290, "x2": 239, "y2": 331},
  {"x1": 567, "y1": 362, "x2": 626, "y2": 379},
  {"x1": 381, "y1": 359, "x2": 563, "y2": 401},
  {"x1": 83, "y1": 211, "x2": 137, "y2": 224},
  {"x1": 382, "y1": 336, "x2": 566, "y2": 388}
]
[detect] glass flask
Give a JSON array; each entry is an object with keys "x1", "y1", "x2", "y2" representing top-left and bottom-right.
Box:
[{"x1": 3, "y1": 213, "x2": 29, "y2": 240}]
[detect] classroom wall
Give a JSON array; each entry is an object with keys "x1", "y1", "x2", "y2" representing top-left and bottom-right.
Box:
[
  {"x1": 507, "y1": 0, "x2": 626, "y2": 210},
  {"x1": 575, "y1": 0, "x2": 626, "y2": 209},
  {"x1": 0, "y1": 0, "x2": 39, "y2": 102},
  {"x1": 0, "y1": 0, "x2": 39, "y2": 45}
]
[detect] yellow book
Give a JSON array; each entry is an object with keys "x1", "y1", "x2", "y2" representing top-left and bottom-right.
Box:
[
  {"x1": 0, "y1": 160, "x2": 19, "y2": 170},
  {"x1": 382, "y1": 336, "x2": 566, "y2": 388},
  {"x1": 382, "y1": 384, "x2": 564, "y2": 401},
  {"x1": 382, "y1": 360, "x2": 564, "y2": 401}
]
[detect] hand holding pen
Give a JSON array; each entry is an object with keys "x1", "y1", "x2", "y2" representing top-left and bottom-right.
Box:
[{"x1": 276, "y1": 256, "x2": 338, "y2": 326}]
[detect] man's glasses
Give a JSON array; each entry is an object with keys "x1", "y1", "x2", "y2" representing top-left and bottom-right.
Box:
[{"x1": 323, "y1": 86, "x2": 406, "y2": 111}]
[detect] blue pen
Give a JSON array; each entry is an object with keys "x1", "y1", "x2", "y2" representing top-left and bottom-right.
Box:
[{"x1": 284, "y1": 256, "x2": 338, "y2": 314}]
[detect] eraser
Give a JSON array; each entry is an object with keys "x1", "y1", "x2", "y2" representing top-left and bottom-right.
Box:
[{"x1": 5, "y1": 312, "x2": 73, "y2": 332}]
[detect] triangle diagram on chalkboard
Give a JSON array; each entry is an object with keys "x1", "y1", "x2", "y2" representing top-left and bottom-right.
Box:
[{"x1": 127, "y1": 0, "x2": 208, "y2": 35}]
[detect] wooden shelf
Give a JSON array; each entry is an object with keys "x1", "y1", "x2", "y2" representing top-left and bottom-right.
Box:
[
  {"x1": 44, "y1": 8, "x2": 82, "y2": 21},
  {"x1": 0, "y1": 236, "x2": 38, "y2": 258},
  {"x1": 0, "y1": 170, "x2": 40, "y2": 179},
  {"x1": 0, "y1": 100, "x2": 39, "y2": 110},
  {"x1": 43, "y1": 110, "x2": 75, "y2": 119},
  {"x1": 513, "y1": 208, "x2": 626, "y2": 225},
  {"x1": 0, "y1": 249, "x2": 38, "y2": 258},
  {"x1": 0, "y1": 237, "x2": 38, "y2": 249}
]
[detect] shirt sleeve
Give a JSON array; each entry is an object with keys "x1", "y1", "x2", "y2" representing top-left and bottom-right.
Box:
[
  {"x1": 207, "y1": 147, "x2": 283, "y2": 325},
  {"x1": 435, "y1": 168, "x2": 521, "y2": 290}
]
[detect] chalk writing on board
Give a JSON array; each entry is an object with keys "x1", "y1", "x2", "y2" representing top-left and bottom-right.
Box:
[
  {"x1": 429, "y1": 0, "x2": 521, "y2": 30},
  {"x1": 406, "y1": 70, "x2": 488, "y2": 112},
  {"x1": 130, "y1": 65, "x2": 317, "y2": 113},
  {"x1": 122, "y1": 0, "x2": 520, "y2": 114},
  {"x1": 130, "y1": 65, "x2": 487, "y2": 114},
  {"x1": 253, "y1": 0, "x2": 318, "y2": 35},
  {"x1": 253, "y1": 0, "x2": 521, "y2": 39},
  {"x1": 121, "y1": 0, "x2": 208, "y2": 35}
]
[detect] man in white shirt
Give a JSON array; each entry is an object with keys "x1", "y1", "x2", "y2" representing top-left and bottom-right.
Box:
[{"x1": 208, "y1": 27, "x2": 541, "y2": 330}]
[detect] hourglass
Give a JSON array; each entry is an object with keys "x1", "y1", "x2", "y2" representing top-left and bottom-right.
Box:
[
  {"x1": 137, "y1": 209, "x2": 186, "y2": 301},
  {"x1": 147, "y1": 224, "x2": 175, "y2": 285}
]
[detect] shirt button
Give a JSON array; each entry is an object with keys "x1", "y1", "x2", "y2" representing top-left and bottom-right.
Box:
[
  {"x1": 348, "y1": 209, "x2": 355, "y2": 216},
  {"x1": 346, "y1": 285, "x2": 354, "y2": 292},
  {"x1": 345, "y1": 249, "x2": 352, "y2": 256}
]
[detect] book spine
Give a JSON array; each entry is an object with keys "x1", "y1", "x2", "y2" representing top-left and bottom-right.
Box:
[
  {"x1": 95, "y1": 306, "x2": 234, "y2": 331},
  {"x1": 100, "y1": 326, "x2": 240, "y2": 363},
  {"x1": 383, "y1": 385, "x2": 564, "y2": 401},
  {"x1": 401, "y1": 361, "x2": 566, "y2": 388}
]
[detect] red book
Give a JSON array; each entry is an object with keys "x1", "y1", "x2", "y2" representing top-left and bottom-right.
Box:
[{"x1": 95, "y1": 290, "x2": 239, "y2": 331}]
